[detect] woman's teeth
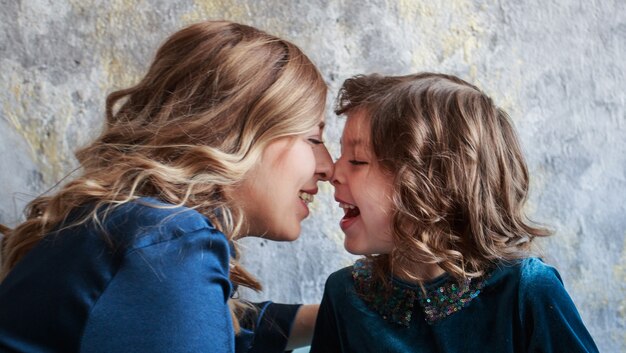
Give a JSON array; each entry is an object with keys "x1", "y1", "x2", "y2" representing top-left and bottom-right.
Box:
[{"x1": 299, "y1": 191, "x2": 314, "y2": 204}]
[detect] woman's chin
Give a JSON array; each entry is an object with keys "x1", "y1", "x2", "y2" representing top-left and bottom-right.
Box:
[
  {"x1": 264, "y1": 225, "x2": 301, "y2": 242},
  {"x1": 277, "y1": 233, "x2": 300, "y2": 242}
]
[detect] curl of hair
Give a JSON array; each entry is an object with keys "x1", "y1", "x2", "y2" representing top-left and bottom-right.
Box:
[
  {"x1": 335, "y1": 72, "x2": 550, "y2": 286},
  {"x1": 0, "y1": 21, "x2": 327, "y2": 332}
]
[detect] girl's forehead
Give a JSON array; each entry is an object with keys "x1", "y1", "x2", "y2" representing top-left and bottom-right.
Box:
[{"x1": 340, "y1": 110, "x2": 371, "y2": 148}]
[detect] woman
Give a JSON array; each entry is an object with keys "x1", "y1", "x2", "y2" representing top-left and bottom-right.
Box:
[{"x1": 0, "y1": 21, "x2": 332, "y2": 353}]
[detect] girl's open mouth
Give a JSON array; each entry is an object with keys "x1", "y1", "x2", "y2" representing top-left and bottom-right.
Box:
[
  {"x1": 339, "y1": 202, "x2": 360, "y2": 230},
  {"x1": 340, "y1": 202, "x2": 360, "y2": 218}
]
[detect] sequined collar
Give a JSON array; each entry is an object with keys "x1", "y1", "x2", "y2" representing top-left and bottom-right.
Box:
[{"x1": 352, "y1": 259, "x2": 488, "y2": 326}]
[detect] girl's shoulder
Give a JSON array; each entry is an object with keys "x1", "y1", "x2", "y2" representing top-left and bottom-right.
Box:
[
  {"x1": 321, "y1": 262, "x2": 376, "y2": 320},
  {"x1": 517, "y1": 257, "x2": 564, "y2": 292},
  {"x1": 484, "y1": 257, "x2": 566, "y2": 305},
  {"x1": 321, "y1": 263, "x2": 363, "y2": 305},
  {"x1": 324, "y1": 258, "x2": 377, "y2": 294},
  {"x1": 490, "y1": 257, "x2": 561, "y2": 285},
  {"x1": 332, "y1": 257, "x2": 560, "y2": 293},
  {"x1": 325, "y1": 264, "x2": 356, "y2": 290},
  {"x1": 519, "y1": 257, "x2": 559, "y2": 276}
]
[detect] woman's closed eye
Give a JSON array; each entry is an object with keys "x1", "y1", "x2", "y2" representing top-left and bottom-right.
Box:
[{"x1": 308, "y1": 138, "x2": 324, "y2": 145}]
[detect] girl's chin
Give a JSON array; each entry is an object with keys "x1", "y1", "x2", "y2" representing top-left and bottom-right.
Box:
[
  {"x1": 344, "y1": 237, "x2": 393, "y2": 256},
  {"x1": 343, "y1": 240, "x2": 365, "y2": 255}
]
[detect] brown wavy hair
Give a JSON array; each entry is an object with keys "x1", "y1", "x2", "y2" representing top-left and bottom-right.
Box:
[
  {"x1": 336, "y1": 72, "x2": 550, "y2": 284},
  {"x1": 0, "y1": 21, "x2": 327, "y2": 330}
]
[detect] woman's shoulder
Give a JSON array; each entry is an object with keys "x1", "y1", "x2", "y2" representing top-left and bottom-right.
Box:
[
  {"x1": 101, "y1": 197, "x2": 226, "y2": 251},
  {"x1": 123, "y1": 197, "x2": 213, "y2": 229}
]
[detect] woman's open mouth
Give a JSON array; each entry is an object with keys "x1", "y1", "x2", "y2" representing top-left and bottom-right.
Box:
[{"x1": 298, "y1": 191, "x2": 314, "y2": 204}]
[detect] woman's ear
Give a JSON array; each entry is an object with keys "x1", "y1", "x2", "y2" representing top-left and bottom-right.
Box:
[
  {"x1": 0, "y1": 224, "x2": 10, "y2": 267},
  {"x1": 0, "y1": 224, "x2": 10, "y2": 235}
]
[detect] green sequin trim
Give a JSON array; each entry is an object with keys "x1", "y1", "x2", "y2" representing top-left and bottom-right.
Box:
[{"x1": 352, "y1": 259, "x2": 488, "y2": 326}]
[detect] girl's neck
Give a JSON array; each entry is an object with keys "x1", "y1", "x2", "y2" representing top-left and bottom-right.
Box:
[{"x1": 392, "y1": 261, "x2": 446, "y2": 284}]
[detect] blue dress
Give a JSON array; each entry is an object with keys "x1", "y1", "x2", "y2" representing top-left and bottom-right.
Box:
[
  {"x1": 311, "y1": 258, "x2": 599, "y2": 352},
  {"x1": 0, "y1": 198, "x2": 298, "y2": 353}
]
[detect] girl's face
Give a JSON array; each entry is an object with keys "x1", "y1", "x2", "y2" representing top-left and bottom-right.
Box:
[
  {"x1": 333, "y1": 110, "x2": 395, "y2": 255},
  {"x1": 235, "y1": 120, "x2": 333, "y2": 241}
]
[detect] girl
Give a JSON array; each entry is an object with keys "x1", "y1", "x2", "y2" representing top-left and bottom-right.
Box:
[
  {"x1": 311, "y1": 73, "x2": 599, "y2": 352},
  {"x1": 0, "y1": 21, "x2": 333, "y2": 353}
]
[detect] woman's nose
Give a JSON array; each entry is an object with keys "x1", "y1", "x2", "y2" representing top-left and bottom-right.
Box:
[
  {"x1": 331, "y1": 168, "x2": 341, "y2": 186},
  {"x1": 331, "y1": 158, "x2": 343, "y2": 186},
  {"x1": 314, "y1": 144, "x2": 334, "y2": 181}
]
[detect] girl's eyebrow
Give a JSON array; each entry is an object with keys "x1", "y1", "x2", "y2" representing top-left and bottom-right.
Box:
[{"x1": 339, "y1": 138, "x2": 366, "y2": 147}]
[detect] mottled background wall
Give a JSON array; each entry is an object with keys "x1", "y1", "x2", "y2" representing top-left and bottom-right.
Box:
[{"x1": 1, "y1": 0, "x2": 624, "y2": 351}]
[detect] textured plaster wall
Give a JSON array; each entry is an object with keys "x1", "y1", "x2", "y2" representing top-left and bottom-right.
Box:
[{"x1": 1, "y1": 1, "x2": 624, "y2": 351}]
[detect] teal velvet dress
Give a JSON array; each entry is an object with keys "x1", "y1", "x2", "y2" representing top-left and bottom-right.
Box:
[{"x1": 311, "y1": 257, "x2": 598, "y2": 352}]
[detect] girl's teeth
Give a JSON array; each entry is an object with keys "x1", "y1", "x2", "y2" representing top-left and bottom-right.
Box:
[{"x1": 339, "y1": 202, "x2": 355, "y2": 209}]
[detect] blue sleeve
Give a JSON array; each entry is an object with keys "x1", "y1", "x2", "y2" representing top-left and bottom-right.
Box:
[
  {"x1": 80, "y1": 226, "x2": 235, "y2": 353},
  {"x1": 520, "y1": 259, "x2": 599, "y2": 353},
  {"x1": 310, "y1": 275, "x2": 342, "y2": 353},
  {"x1": 242, "y1": 302, "x2": 301, "y2": 353}
]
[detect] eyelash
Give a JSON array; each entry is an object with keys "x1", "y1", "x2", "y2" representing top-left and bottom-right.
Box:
[
  {"x1": 308, "y1": 138, "x2": 324, "y2": 145},
  {"x1": 349, "y1": 160, "x2": 368, "y2": 166}
]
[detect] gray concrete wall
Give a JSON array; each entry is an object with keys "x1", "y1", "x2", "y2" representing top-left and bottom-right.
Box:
[{"x1": 1, "y1": 1, "x2": 624, "y2": 351}]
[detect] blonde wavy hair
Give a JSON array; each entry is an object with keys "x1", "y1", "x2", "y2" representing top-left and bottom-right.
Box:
[
  {"x1": 0, "y1": 21, "x2": 327, "y2": 330},
  {"x1": 335, "y1": 72, "x2": 550, "y2": 285}
]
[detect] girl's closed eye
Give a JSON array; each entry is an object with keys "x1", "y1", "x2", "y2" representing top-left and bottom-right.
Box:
[{"x1": 349, "y1": 160, "x2": 368, "y2": 166}]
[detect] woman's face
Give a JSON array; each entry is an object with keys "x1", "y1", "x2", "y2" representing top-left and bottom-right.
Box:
[{"x1": 234, "y1": 120, "x2": 333, "y2": 241}]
